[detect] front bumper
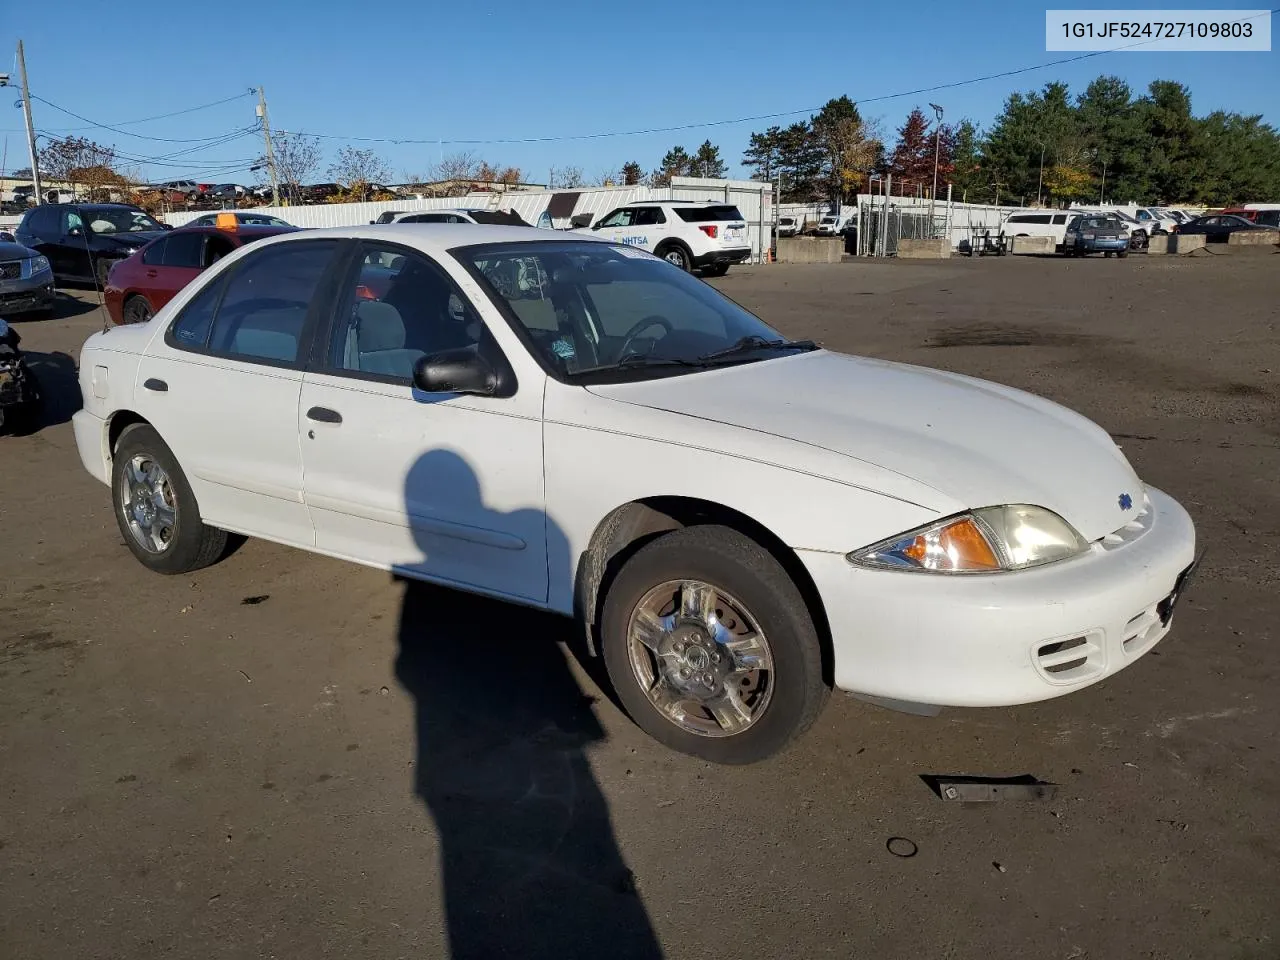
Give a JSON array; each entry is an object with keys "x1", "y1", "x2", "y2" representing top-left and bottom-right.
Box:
[
  {"x1": 799, "y1": 486, "x2": 1196, "y2": 707},
  {"x1": 692, "y1": 246, "x2": 751, "y2": 268},
  {"x1": 0, "y1": 270, "x2": 56, "y2": 315},
  {"x1": 73, "y1": 409, "x2": 112, "y2": 485},
  {"x1": 1072, "y1": 237, "x2": 1128, "y2": 252}
]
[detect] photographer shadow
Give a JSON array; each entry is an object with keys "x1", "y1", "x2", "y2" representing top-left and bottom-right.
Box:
[{"x1": 393, "y1": 448, "x2": 662, "y2": 960}]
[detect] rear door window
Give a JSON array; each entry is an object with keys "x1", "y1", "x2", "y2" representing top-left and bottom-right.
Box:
[
  {"x1": 141, "y1": 239, "x2": 168, "y2": 265},
  {"x1": 163, "y1": 231, "x2": 205, "y2": 268},
  {"x1": 199, "y1": 240, "x2": 340, "y2": 365}
]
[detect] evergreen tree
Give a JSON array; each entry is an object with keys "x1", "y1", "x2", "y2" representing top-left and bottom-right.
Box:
[{"x1": 692, "y1": 140, "x2": 727, "y2": 179}]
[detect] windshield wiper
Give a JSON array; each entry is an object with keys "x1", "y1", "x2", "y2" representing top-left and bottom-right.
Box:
[
  {"x1": 575, "y1": 353, "x2": 705, "y2": 375},
  {"x1": 697, "y1": 335, "x2": 817, "y2": 362}
]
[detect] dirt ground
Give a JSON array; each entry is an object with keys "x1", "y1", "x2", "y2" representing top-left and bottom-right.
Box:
[{"x1": 2, "y1": 253, "x2": 1278, "y2": 960}]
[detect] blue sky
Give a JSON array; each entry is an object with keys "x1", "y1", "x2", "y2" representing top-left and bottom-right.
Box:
[{"x1": 4, "y1": 0, "x2": 1276, "y2": 185}]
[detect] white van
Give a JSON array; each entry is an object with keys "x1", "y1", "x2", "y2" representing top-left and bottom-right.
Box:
[{"x1": 1000, "y1": 210, "x2": 1076, "y2": 247}]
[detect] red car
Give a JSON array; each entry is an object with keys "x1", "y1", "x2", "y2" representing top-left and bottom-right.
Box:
[{"x1": 104, "y1": 221, "x2": 298, "y2": 325}]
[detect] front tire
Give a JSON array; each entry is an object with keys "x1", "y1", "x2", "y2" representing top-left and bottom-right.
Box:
[
  {"x1": 600, "y1": 525, "x2": 829, "y2": 764},
  {"x1": 111, "y1": 423, "x2": 227, "y2": 574}
]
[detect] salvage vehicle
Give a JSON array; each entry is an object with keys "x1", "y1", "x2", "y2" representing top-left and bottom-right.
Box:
[
  {"x1": 104, "y1": 217, "x2": 297, "y2": 325},
  {"x1": 71, "y1": 224, "x2": 1198, "y2": 764},
  {"x1": 0, "y1": 237, "x2": 56, "y2": 319},
  {"x1": 15, "y1": 203, "x2": 169, "y2": 287},
  {"x1": 0, "y1": 317, "x2": 41, "y2": 432},
  {"x1": 1063, "y1": 214, "x2": 1129, "y2": 257}
]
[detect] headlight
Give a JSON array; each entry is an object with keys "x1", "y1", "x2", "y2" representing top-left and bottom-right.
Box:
[
  {"x1": 847, "y1": 505, "x2": 1088, "y2": 574},
  {"x1": 30, "y1": 255, "x2": 51, "y2": 274}
]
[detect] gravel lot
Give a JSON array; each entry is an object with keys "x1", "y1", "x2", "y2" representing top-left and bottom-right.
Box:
[{"x1": 2, "y1": 253, "x2": 1278, "y2": 960}]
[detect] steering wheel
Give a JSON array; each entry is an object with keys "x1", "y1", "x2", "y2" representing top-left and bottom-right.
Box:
[{"x1": 617, "y1": 315, "x2": 673, "y2": 361}]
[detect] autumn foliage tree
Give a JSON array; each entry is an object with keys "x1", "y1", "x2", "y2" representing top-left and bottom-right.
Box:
[{"x1": 38, "y1": 136, "x2": 127, "y2": 199}]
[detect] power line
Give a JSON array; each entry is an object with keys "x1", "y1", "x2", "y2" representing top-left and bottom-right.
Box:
[
  {"x1": 0, "y1": 91, "x2": 254, "y2": 135},
  {"x1": 276, "y1": 9, "x2": 1279, "y2": 147},
  {"x1": 29, "y1": 94, "x2": 256, "y2": 143}
]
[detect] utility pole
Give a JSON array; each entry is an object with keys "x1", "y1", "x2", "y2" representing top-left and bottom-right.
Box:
[
  {"x1": 255, "y1": 86, "x2": 280, "y2": 206},
  {"x1": 16, "y1": 41, "x2": 43, "y2": 205},
  {"x1": 929, "y1": 103, "x2": 943, "y2": 232},
  {"x1": 1035, "y1": 140, "x2": 1046, "y2": 206}
]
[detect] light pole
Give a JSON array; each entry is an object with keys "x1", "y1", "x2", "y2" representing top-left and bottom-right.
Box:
[
  {"x1": 1099, "y1": 158, "x2": 1108, "y2": 205},
  {"x1": 1034, "y1": 139, "x2": 1046, "y2": 206},
  {"x1": 929, "y1": 102, "x2": 943, "y2": 231}
]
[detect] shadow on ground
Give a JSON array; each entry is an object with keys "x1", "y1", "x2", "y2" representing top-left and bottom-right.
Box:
[{"x1": 393, "y1": 449, "x2": 662, "y2": 960}]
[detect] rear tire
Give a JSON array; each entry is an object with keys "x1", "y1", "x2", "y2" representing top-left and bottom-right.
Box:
[
  {"x1": 656, "y1": 243, "x2": 692, "y2": 272},
  {"x1": 600, "y1": 525, "x2": 829, "y2": 764},
  {"x1": 111, "y1": 423, "x2": 228, "y2": 574},
  {"x1": 122, "y1": 295, "x2": 153, "y2": 325}
]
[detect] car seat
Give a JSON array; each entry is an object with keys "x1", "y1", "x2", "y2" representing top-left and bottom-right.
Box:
[{"x1": 346, "y1": 300, "x2": 423, "y2": 378}]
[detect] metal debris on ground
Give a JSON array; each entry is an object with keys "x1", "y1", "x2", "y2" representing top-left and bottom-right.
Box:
[
  {"x1": 922, "y1": 774, "x2": 1057, "y2": 802},
  {"x1": 241, "y1": 595, "x2": 270, "y2": 605}
]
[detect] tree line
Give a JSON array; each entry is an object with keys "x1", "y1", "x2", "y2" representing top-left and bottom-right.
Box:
[{"x1": 739, "y1": 76, "x2": 1280, "y2": 207}]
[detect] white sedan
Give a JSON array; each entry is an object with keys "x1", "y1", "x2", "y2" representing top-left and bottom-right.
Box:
[{"x1": 72, "y1": 225, "x2": 1198, "y2": 764}]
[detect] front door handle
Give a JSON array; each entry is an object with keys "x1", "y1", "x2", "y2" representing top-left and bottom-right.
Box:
[
  {"x1": 306, "y1": 406, "x2": 342, "y2": 424},
  {"x1": 145, "y1": 269, "x2": 158, "y2": 278},
  {"x1": 143, "y1": 378, "x2": 168, "y2": 392}
]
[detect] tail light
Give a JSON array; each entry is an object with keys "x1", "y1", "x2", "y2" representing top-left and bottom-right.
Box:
[{"x1": 698, "y1": 225, "x2": 718, "y2": 239}]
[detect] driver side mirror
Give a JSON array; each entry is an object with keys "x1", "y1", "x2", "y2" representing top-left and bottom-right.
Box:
[
  {"x1": 569, "y1": 213, "x2": 593, "y2": 229},
  {"x1": 413, "y1": 348, "x2": 514, "y2": 398}
]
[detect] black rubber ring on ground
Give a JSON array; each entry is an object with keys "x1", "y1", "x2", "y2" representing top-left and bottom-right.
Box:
[{"x1": 886, "y1": 836, "x2": 918, "y2": 858}]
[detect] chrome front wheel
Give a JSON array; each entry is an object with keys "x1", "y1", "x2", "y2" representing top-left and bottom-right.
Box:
[
  {"x1": 627, "y1": 579, "x2": 774, "y2": 738},
  {"x1": 118, "y1": 454, "x2": 177, "y2": 554},
  {"x1": 601, "y1": 525, "x2": 828, "y2": 764}
]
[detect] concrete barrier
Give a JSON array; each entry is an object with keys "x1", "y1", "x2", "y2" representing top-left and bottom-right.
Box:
[
  {"x1": 896, "y1": 238, "x2": 951, "y2": 259},
  {"x1": 1009, "y1": 235, "x2": 1056, "y2": 255},
  {"x1": 1171, "y1": 233, "x2": 1206, "y2": 254},
  {"x1": 776, "y1": 237, "x2": 844, "y2": 264},
  {"x1": 1146, "y1": 234, "x2": 1169, "y2": 254},
  {"x1": 1225, "y1": 228, "x2": 1280, "y2": 252}
]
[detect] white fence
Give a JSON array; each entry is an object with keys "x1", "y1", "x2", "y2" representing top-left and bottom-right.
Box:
[{"x1": 162, "y1": 177, "x2": 777, "y2": 264}]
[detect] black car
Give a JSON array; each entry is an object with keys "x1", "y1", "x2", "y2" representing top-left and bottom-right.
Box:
[
  {"x1": 1175, "y1": 214, "x2": 1271, "y2": 244},
  {"x1": 15, "y1": 203, "x2": 171, "y2": 286}
]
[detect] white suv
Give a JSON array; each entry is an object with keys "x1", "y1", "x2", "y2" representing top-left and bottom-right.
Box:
[
  {"x1": 370, "y1": 208, "x2": 531, "y2": 226},
  {"x1": 578, "y1": 200, "x2": 751, "y2": 275}
]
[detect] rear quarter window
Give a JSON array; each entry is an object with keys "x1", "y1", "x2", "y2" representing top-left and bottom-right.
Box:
[{"x1": 674, "y1": 205, "x2": 744, "y2": 223}]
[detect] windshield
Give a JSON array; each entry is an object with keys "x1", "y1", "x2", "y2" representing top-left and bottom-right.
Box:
[
  {"x1": 84, "y1": 208, "x2": 163, "y2": 234},
  {"x1": 1080, "y1": 217, "x2": 1120, "y2": 230},
  {"x1": 458, "y1": 241, "x2": 802, "y2": 381}
]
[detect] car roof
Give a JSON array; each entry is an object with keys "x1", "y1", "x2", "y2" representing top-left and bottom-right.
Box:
[
  {"x1": 171, "y1": 224, "x2": 298, "y2": 236},
  {"x1": 246, "y1": 223, "x2": 609, "y2": 255},
  {"x1": 629, "y1": 199, "x2": 730, "y2": 206}
]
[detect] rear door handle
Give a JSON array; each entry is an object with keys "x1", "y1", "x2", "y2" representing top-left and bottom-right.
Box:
[
  {"x1": 143, "y1": 378, "x2": 167, "y2": 392},
  {"x1": 306, "y1": 406, "x2": 342, "y2": 424}
]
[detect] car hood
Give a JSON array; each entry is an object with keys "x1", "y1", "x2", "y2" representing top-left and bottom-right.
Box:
[
  {"x1": 102, "y1": 231, "x2": 165, "y2": 249},
  {"x1": 0, "y1": 241, "x2": 39, "y2": 260},
  {"x1": 586, "y1": 350, "x2": 1143, "y2": 542}
]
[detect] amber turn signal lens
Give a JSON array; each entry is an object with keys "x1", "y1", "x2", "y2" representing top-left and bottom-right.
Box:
[{"x1": 903, "y1": 517, "x2": 1001, "y2": 571}]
